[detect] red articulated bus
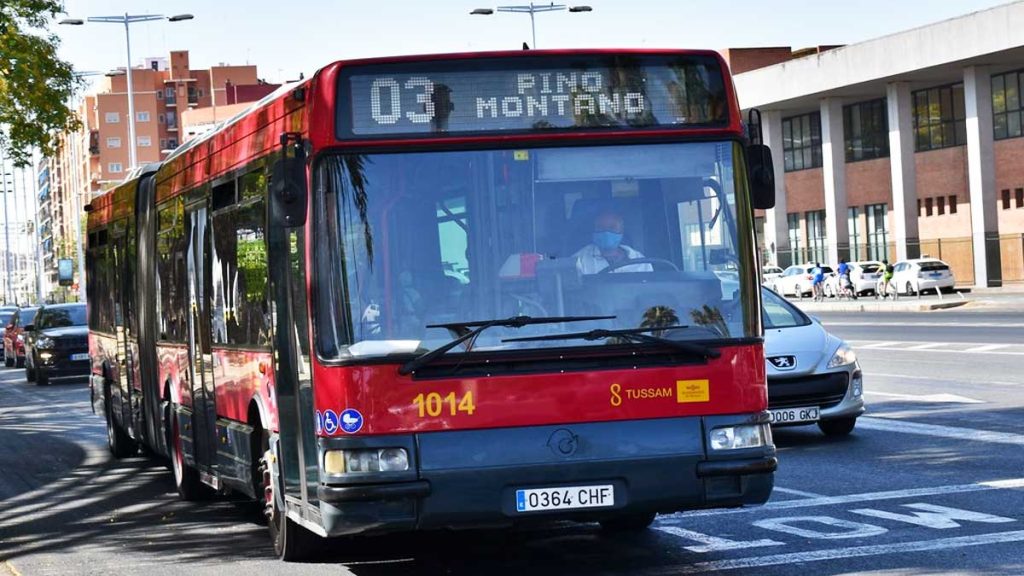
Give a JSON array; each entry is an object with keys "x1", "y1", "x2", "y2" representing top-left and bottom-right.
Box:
[{"x1": 86, "y1": 49, "x2": 778, "y2": 560}]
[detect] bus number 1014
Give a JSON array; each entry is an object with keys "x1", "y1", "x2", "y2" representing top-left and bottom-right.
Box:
[{"x1": 413, "y1": 391, "x2": 476, "y2": 418}]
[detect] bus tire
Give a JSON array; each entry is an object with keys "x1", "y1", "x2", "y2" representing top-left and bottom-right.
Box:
[
  {"x1": 105, "y1": 388, "x2": 136, "y2": 458},
  {"x1": 260, "y1": 429, "x2": 317, "y2": 561},
  {"x1": 599, "y1": 512, "x2": 657, "y2": 533},
  {"x1": 170, "y1": 407, "x2": 205, "y2": 500}
]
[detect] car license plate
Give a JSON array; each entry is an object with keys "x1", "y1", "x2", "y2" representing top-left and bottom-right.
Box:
[
  {"x1": 515, "y1": 484, "x2": 614, "y2": 513},
  {"x1": 769, "y1": 406, "x2": 820, "y2": 424},
  {"x1": 71, "y1": 353, "x2": 89, "y2": 361},
  {"x1": 930, "y1": 272, "x2": 942, "y2": 277}
]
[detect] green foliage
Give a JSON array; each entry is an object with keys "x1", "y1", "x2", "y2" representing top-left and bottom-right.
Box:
[{"x1": 0, "y1": 0, "x2": 82, "y2": 165}]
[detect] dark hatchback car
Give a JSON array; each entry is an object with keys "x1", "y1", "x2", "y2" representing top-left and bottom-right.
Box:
[{"x1": 24, "y1": 303, "x2": 89, "y2": 386}]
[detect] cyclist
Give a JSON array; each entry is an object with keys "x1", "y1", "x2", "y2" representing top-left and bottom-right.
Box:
[
  {"x1": 879, "y1": 259, "x2": 895, "y2": 299},
  {"x1": 837, "y1": 258, "x2": 856, "y2": 300},
  {"x1": 811, "y1": 262, "x2": 826, "y2": 302}
]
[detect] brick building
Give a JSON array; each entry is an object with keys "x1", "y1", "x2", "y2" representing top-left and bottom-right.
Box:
[
  {"x1": 42, "y1": 50, "x2": 273, "y2": 301},
  {"x1": 728, "y1": 2, "x2": 1024, "y2": 287}
]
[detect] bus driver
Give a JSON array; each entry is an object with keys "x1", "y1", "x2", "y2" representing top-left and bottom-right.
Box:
[{"x1": 574, "y1": 210, "x2": 653, "y2": 274}]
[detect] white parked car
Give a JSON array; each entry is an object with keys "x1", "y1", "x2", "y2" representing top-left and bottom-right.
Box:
[
  {"x1": 772, "y1": 264, "x2": 834, "y2": 299},
  {"x1": 761, "y1": 265, "x2": 784, "y2": 286},
  {"x1": 823, "y1": 260, "x2": 883, "y2": 297},
  {"x1": 885, "y1": 258, "x2": 956, "y2": 296},
  {"x1": 762, "y1": 287, "x2": 864, "y2": 435}
]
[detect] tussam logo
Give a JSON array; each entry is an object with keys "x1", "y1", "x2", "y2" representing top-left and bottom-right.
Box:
[{"x1": 768, "y1": 355, "x2": 797, "y2": 370}]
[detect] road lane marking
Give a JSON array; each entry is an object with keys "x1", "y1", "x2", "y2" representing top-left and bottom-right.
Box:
[
  {"x1": 666, "y1": 477, "x2": 1024, "y2": 519},
  {"x1": 849, "y1": 503, "x2": 1016, "y2": 529},
  {"x1": 772, "y1": 487, "x2": 827, "y2": 498},
  {"x1": 751, "y1": 516, "x2": 888, "y2": 540},
  {"x1": 864, "y1": 391, "x2": 985, "y2": 404},
  {"x1": 857, "y1": 417, "x2": 1024, "y2": 446},
  {"x1": 653, "y1": 526, "x2": 784, "y2": 553},
  {"x1": 847, "y1": 341, "x2": 1024, "y2": 355},
  {"x1": 654, "y1": 530, "x2": 1024, "y2": 574},
  {"x1": 965, "y1": 344, "x2": 1010, "y2": 352},
  {"x1": 864, "y1": 372, "x2": 1021, "y2": 386}
]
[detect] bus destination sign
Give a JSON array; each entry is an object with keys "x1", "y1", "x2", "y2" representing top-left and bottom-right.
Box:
[{"x1": 340, "y1": 55, "x2": 728, "y2": 138}]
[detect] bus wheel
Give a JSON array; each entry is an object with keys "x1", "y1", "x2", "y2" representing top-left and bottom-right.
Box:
[
  {"x1": 170, "y1": 409, "x2": 205, "y2": 500},
  {"x1": 105, "y1": 390, "x2": 135, "y2": 458},
  {"x1": 260, "y1": 429, "x2": 316, "y2": 561},
  {"x1": 599, "y1": 512, "x2": 657, "y2": 533}
]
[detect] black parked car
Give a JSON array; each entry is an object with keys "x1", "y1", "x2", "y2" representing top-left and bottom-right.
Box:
[{"x1": 24, "y1": 303, "x2": 89, "y2": 386}]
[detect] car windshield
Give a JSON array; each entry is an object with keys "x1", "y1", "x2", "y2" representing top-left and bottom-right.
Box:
[
  {"x1": 19, "y1": 308, "x2": 38, "y2": 326},
  {"x1": 762, "y1": 288, "x2": 810, "y2": 329},
  {"x1": 0, "y1": 311, "x2": 14, "y2": 326},
  {"x1": 37, "y1": 306, "x2": 87, "y2": 329},
  {"x1": 315, "y1": 141, "x2": 756, "y2": 359}
]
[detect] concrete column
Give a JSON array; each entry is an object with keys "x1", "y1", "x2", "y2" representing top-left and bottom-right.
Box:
[
  {"x1": 820, "y1": 97, "x2": 849, "y2": 265},
  {"x1": 760, "y1": 110, "x2": 790, "y2": 267},
  {"x1": 887, "y1": 82, "x2": 921, "y2": 261},
  {"x1": 963, "y1": 65, "x2": 1002, "y2": 287}
]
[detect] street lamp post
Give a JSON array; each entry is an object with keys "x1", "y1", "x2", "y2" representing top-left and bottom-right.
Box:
[
  {"x1": 0, "y1": 163, "x2": 12, "y2": 305},
  {"x1": 471, "y1": 3, "x2": 592, "y2": 48},
  {"x1": 60, "y1": 13, "x2": 194, "y2": 172}
]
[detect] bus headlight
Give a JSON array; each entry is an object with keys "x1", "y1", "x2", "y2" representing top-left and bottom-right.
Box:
[
  {"x1": 709, "y1": 424, "x2": 771, "y2": 451},
  {"x1": 322, "y1": 448, "x2": 409, "y2": 475}
]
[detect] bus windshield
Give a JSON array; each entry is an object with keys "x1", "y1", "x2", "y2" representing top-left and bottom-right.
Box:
[{"x1": 315, "y1": 141, "x2": 754, "y2": 360}]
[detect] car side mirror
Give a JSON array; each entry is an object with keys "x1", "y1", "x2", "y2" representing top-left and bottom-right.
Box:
[
  {"x1": 747, "y1": 144, "x2": 775, "y2": 210},
  {"x1": 23, "y1": 324, "x2": 34, "y2": 332},
  {"x1": 269, "y1": 132, "x2": 308, "y2": 228}
]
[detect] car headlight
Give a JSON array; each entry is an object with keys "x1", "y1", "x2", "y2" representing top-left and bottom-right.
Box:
[
  {"x1": 827, "y1": 344, "x2": 857, "y2": 369},
  {"x1": 709, "y1": 423, "x2": 771, "y2": 451},
  {"x1": 322, "y1": 448, "x2": 409, "y2": 475},
  {"x1": 35, "y1": 336, "x2": 55, "y2": 349}
]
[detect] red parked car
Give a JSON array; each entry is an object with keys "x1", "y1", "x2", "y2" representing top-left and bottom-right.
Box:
[
  {"x1": 0, "y1": 307, "x2": 17, "y2": 364},
  {"x1": 4, "y1": 307, "x2": 39, "y2": 367}
]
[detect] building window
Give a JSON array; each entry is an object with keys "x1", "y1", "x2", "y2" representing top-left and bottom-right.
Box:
[
  {"x1": 108, "y1": 162, "x2": 123, "y2": 173},
  {"x1": 925, "y1": 197, "x2": 934, "y2": 216},
  {"x1": 104, "y1": 112, "x2": 120, "y2": 124},
  {"x1": 137, "y1": 136, "x2": 152, "y2": 147},
  {"x1": 993, "y1": 70, "x2": 1023, "y2": 140},
  {"x1": 166, "y1": 110, "x2": 177, "y2": 129},
  {"x1": 844, "y1": 98, "x2": 889, "y2": 162},
  {"x1": 848, "y1": 207, "x2": 861, "y2": 261},
  {"x1": 158, "y1": 113, "x2": 165, "y2": 124},
  {"x1": 912, "y1": 83, "x2": 966, "y2": 152},
  {"x1": 1003, "y1": 190, "x2": 1012, "y2": 210},
  {"x1": 866, "y1": 203, "x2": 889, "y2": 261},
  {"x1": 156, "y1": 90, "x2": 163, "y2": 100},
  {"x1": 106, "y1": 137, "x2": 121, "y2": 149},
  {"x1": 937, "y1": 195, "x2": 945, "y2": 215},
  {"x1": 787, "y1": 213, "x2": 801, "y2": 262},
  {"x1": 805, "y1": 210, "x2": 827, "y2": 264},
  {"x1": 160, "y1": 138, "x2": 168, "y2": 150},
  {"x1": 949, "y1": 195, "x2": 958, "y2": 214},
  {"x1": 1017, "y1": 188, "x2": 1024, "y2": 208},
  {"x1": 166, "y1": 138, "x2": 179, "y2": 149},
  {"x1": 136, "y1": 111, "x2": 150, "y2": 122},
  {"x1": 782, "y1": 112, "x2": 823, "y2": 172}
]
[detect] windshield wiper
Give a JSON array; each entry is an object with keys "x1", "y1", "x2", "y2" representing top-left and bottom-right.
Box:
[
  {"x1": 398, "y1": 315, "x2": 616, "y2": 375},
  {"x1": 502, "y1": 326, "x2": 721, "y2": 359}
]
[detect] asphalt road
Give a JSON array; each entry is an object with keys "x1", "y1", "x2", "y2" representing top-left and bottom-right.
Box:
[{"x1": 2, "y1": 308, "x2": 1023, "y2": 576}]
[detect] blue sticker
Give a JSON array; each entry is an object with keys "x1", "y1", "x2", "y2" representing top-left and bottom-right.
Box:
[
  {"x1": 315, "y1": 411, "x2": 323, "y2": 436},
  {"x1": 323, "y1": 410, "x2": 339, "y2": 435},
  {"x1": 340, "y1": 409, "x2": 364, "y2": 434}
]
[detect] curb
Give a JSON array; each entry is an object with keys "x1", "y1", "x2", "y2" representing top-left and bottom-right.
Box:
[{"x1": 791, "y1": 299, "x2": 971, "y2": 313}]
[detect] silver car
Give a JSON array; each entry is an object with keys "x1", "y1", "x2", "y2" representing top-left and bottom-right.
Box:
[{"x1": 762, "y1": 287, "x2": 865, "y2": 436}]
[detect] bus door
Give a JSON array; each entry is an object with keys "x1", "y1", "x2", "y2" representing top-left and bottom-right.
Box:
[
  {"x1": 185, "y1": 202, "x2": 218, "y2": 472},
  {"x1": 110, "y1": 224, "x2": 135, "y2": 436}
]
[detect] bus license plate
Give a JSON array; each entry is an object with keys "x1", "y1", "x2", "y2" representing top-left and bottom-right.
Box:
[
  {"x1": 769, "y1": 406, "x2": 820, "y2": 424},
  {"x1": 515, "y1": 485, "x2": 614, "y2": 513},
  {"x1": 71, "y1": 353, "x2": 90, "y2": 361}
]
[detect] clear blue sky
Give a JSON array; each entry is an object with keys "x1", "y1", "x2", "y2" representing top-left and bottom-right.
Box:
[{"x1": 55, "y1": 0, "x2": 1011, "y2": 90}]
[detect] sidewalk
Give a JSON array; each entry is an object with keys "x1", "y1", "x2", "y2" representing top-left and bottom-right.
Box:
[{"x1": 793, "y1": 295, "x2": 971, "y2": 313}]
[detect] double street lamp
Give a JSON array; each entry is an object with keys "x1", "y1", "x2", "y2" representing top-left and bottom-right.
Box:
[
  {"x1": 471, "y1": 3, "x2": 592, "y2": 49},
  {"x1": 60, "y1": 13, "x2": 194, "y2": 172}
]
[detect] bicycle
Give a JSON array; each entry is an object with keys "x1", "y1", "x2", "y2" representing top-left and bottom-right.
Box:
[{"x1": 875, "y1": 278, "x2": 898, "y2": 300}]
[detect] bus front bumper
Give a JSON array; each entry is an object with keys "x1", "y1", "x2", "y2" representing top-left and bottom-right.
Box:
[{"x1": 316, "y1": 414, "x2": 775, "y2": 537}]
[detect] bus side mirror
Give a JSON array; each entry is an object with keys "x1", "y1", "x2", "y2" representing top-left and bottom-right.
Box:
[
  {"x1": 270, "y1": 133, "x2": 308, "y2": 228},
  {"x1": 747, "y1": 144, "x2": 775, "y2": 210}
]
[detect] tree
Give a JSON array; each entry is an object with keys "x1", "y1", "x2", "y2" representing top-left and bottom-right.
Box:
[{"x1": 0, "y1": 0, "x2": 81, "y2": 166}]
